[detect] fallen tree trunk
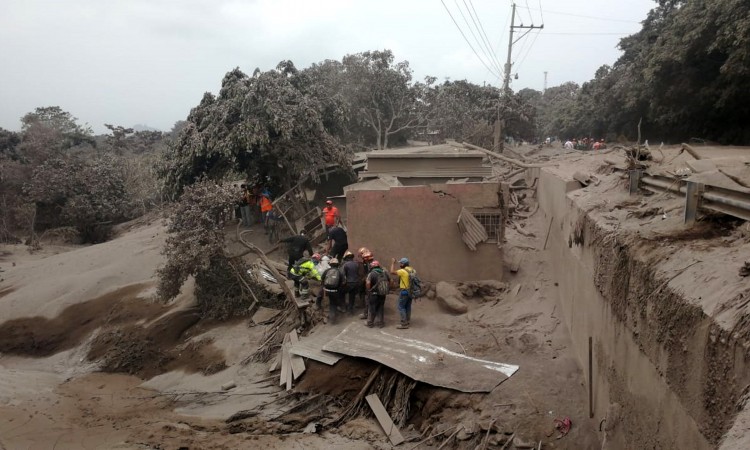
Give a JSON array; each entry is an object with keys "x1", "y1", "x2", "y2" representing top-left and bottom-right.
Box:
[{"x1": 461, "y1": 142, "x2": 554, "y2": 169}]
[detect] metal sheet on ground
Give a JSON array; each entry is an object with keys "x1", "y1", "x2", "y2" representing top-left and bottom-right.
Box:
[{"x1": 322, "y1": 323, "x2": 519, "y2": 393}]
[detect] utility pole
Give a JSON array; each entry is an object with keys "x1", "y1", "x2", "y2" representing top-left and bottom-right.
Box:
[
  {"x1": 544, "y1": 71, "x2": 548, "y2": 93},
  {"x1": 494, "y1": 2, "x2": 543, "y2": 152}
]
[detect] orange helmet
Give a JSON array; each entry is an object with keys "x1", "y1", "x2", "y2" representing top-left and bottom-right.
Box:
[{"x1": 357, "y1": 247, "x2": 370, "y2": 256}]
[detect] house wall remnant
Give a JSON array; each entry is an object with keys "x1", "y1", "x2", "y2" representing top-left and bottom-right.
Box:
[{"x1": 346, "y1": 182, "x2": 504, "y2": 282}]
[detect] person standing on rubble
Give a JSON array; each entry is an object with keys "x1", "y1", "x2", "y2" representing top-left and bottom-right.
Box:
[
  {"x1": 289, "y1": 253, "x2": 321, "y2": 297},
  {"x1": 259, "y1": 189, "x2": 273, "y2": 233},
  {"x1": 318, "y1": 257, "x2": 345, "y2": 324},
  {"x1": 321, "y1": 200, "x2": 341, "y2": 232},
  {"x1": 365, "y1": 260, "x2": 390, "y2": 328},
  {"x1": 342, "y1": 251, "x2": 360, "y2": 315},
  {"x1": 325, "y1": 225, "x2": 348, "y2": 261},
  {"x1": 280, "y1": 231, "x2": 313, "y2": 272},
  {"x1": 357, "y1": 248, "x2": 374, "y2": 320},
  {"x1": 391, "y1": 257, "x2": 415, "y2": 329}
]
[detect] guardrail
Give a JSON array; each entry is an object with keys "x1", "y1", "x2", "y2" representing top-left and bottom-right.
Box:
[{"x1": 629, "y1": 171, "x2": 750, "y2": 224}]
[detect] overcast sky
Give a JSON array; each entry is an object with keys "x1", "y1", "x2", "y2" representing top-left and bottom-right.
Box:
[{"x1": 0, "y1": 0, "x2": 656, "y2": 134}]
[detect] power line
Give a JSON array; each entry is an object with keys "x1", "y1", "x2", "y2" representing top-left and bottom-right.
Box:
[
  {"x1": 453, "y1": 0, "x2": 503, "y2": 75},
  {"x1": 518, "y1": 6, "x2": 641, "y2": 23},
  {"x1": 440, "y1": 0, "x2": 503, "y2": 79},
  {"x1": 515, "y1": 30, "x2": 541, "y2": 72},
  {"x1": 465, "y1": 0, "x2": 505, "y2": 75},
  {"x1": 538, "y1": 1, "x2": 546, "y2": 26},
  {"x1": 540, "y1": 32, "x2": 632, "y2": 35}
]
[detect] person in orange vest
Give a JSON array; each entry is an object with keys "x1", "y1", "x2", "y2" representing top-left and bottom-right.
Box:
[
  {"x1": 259, "y1": 189, "x2": 273, "y2": 233},
  {"x1": 321, "y1": 200, "x2": 341, "y2": 232}
]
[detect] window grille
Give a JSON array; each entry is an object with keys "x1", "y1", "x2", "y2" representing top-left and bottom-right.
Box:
[{"x1": 472, "y1": 210, "x2": 503, "y2": 242}]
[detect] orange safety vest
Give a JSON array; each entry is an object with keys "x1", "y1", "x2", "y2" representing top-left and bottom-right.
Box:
[
  {"x1": 260, "y1": 196, "x2": 273, "y2": 212},
  {"x1": 324, "y1": 206, "x2": 339, "y2": 226}
]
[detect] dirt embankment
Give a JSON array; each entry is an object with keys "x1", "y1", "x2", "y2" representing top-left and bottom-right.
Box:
[
  {"x1": 571, "y1": 191, "x2": 750, "y2": 447},
  {"x1": 0, "y1": 283, "x2": 227, "y2": 379}
]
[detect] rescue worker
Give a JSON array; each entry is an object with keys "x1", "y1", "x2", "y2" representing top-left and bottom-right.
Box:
[
  {"x1": 321, "y1": 200, "x2": 341, "y2": 232},
  {"x1": 280, "y1": 231, "x2": 313, "y2": 272},
  {"x1": 325, "y1": 225, "x2": 348, "y2": 261},
  {"x1": 289, "y1": 253, "x2": 321, "y2": 298},
  {"x1": 390, "y1": 257, "x2": 415, "y2": 329},
  {"x1": 259, "y1": 190, "x2": 273, "y2": 233},
  {"x1": 318, "y1": 257, "x2": 344, "y2": 324},
  {"x1": 357, "y1": 248, "x2": 375, "y2": 320},
  {"x1": 342, "y1": 251, "x2": 360, "y2": 314},
  {"x1": 365, "y1": 260, "x2": 390, "y2": 328}
]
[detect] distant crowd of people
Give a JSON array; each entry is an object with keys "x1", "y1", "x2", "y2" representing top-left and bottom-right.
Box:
[
  {"x1": 563, "y1": 137, "x2": 607, "y2": 151},
  {"x1": 282, "y1": 200, "x2": 421, "y2": 330}
]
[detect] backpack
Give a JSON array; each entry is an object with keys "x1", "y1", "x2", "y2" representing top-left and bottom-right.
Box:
[
  {"x1": 375, "y1": 270, "x2": 390, "y2": 296},
  {"x1": 324, "y1": 267, "x2": 343, "y2": 290},
  {"x1": 407, "y1": 268, "x2": 422, "y2": 299}
]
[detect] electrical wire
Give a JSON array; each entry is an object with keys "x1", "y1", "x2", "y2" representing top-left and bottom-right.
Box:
[
  {"x1": 537, "y1": 0, "x2": 545, "y2": 24},
  {"x1": 454, "y1": 0, "x2": 504, "y2": 75},
  {"x1": 465, "y1": 0, "x2": 505, "y2": 74},
  {"x1": 539, "y1": 32, "x2": 632, "y2": 35},
  {"x1": 440, "y1": 0, "x2": 503, "y2": 79},
  {"x1": 515, "y1": 29, "x2": 541, "y2": 72},
  {"x1": 520, "y1": 6, "x2": 641, "y2": 23}
]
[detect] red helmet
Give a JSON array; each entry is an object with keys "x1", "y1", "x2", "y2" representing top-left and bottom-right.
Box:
[
  {"x1": 312, "y1": 253, "x2": 321, "y2": 261},
  {"x1": 370, "y1": 260, "x2": 381, "y2": 268}
]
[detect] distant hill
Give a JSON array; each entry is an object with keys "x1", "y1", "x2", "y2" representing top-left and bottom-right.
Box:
[{"x1": 132, "y1": 124, "x2": 160, "y2": 132}]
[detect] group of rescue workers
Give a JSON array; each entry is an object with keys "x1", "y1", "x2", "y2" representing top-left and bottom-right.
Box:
[{"x1": 281, "y1": 200, "x2": 421, "y2": 329}]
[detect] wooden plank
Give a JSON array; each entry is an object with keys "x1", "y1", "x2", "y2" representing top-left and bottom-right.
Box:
[
  {"x1": 288, "y1": 329, "x2": 306, "y2": 380},
  {"x1": 283, "y1": 344, "x2": 293, "y2": 391},
  {"x1": 365, "y1": 394, "x2": 405, "y2": 446},
  {"x1": 278, "y1": 334, "x2": 291, "y2": 385},
  {"x1": 288, "y1": 343, "x2": 344, "y2": 365}
]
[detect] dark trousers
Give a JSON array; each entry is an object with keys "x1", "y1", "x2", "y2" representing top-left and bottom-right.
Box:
[
  {"x1": 368, "y1": 293, "x2": 385, "y2": 326},
  {"x1": 331, "y1": 243, "x2": 348, "y2": 261},
  {"x1": 319, "y1": 290, "x2": 342, "y2": 323},
  {"x1": 345, "y1": 281, "x2": 359, "y2": 312}
]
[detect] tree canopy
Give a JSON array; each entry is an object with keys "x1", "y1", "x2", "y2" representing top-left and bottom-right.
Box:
[{"x1": 159, "y1": 65, "x2": 350, "y2": 198}]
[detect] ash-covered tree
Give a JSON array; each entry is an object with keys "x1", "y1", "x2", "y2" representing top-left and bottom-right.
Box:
[
  {"x1": 340, "y1": 50, "x2": 431, "y2": 149},
  {"x1": 159, "y1": 64, "x2": 350, "y2": 198},
  {"x1": 156, "y1": 181, "x2": 261, "y2": 319},
  {"x1": 25, "y1": 153, "x2": 129, "y2": 243}
]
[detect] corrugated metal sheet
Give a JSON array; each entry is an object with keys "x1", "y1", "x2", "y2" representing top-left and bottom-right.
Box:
[
  {"x1": 322, "y1": 323, "x2": 518, "y2": 393},
  {"x1": 457, "y1": 207, "x2": 488, "y2": 251}
]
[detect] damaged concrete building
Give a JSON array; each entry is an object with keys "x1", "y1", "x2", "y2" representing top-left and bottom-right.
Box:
[{"x1": 344, "y1": 144, "x2": 507, "y2": 281}]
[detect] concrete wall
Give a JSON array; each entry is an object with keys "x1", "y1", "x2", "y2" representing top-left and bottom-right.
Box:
[
  {"x1": 537, "y1": 168, "x2": 711, "y2": 449},
  {"x1": 346, "y1": 182, "x2": 503, "y2": 282}
]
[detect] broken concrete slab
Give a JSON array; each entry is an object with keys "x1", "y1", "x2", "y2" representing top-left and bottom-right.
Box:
[
  {"x1": 436, "y1": 281, "x2": 469, "y2": 314},
  {"x1": 322, "y1": 323, "x2": 518, "y2": 392}
]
